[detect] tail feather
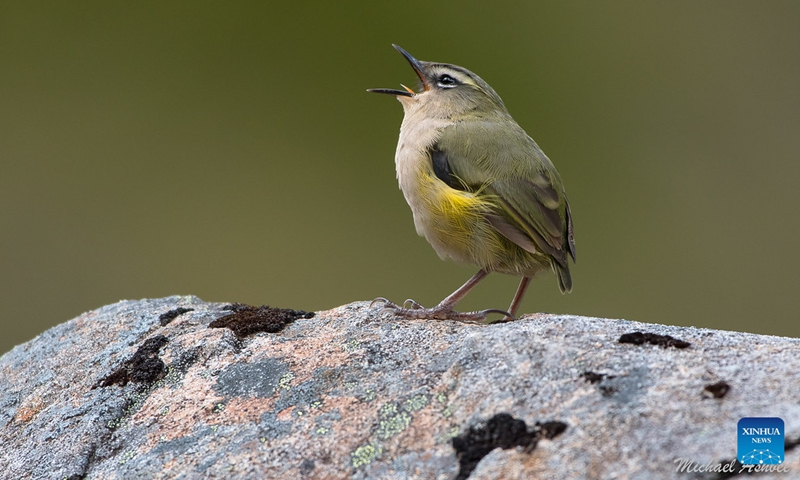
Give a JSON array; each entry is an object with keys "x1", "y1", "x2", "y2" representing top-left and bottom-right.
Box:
[{"x1": 553, "y1": 261, "x2": 572, "y2": 294}]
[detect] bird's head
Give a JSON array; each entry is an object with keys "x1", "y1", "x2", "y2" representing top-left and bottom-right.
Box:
[{"x1": 368, "y1": 45, "x2": 508, "y2": 120}]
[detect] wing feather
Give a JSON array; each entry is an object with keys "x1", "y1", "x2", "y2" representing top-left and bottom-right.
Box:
[{"x1": 431, "y1": 120, "x2": 575, "y2": 271}]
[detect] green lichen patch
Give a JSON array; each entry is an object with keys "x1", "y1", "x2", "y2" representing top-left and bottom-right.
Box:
[
  {"x1": 403, "y1": 394, "x2": 428, "y2": 412},
  {"x1": 376, "y1": 403, "x2": 412, "y2": 440},
  {"x1": 436, "y1": 425, "x2": 460, "y2": 444},
  {"x1": 343, "y1": 339, "x2": 362, "y2": 352},
  {"x1": 279, "y1": 371, "x2": 295, "y2": 390},
  {"x1": 351, "y1": 443, "x2": 383, "y2": 468},
  {"x1": 363, "y1": 388, "x2": 376, "y2": 402}
]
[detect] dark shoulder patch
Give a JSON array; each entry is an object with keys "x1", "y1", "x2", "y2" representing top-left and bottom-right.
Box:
[{"x1": 430, "y1": 146, "x2": 463, "y2": 190}]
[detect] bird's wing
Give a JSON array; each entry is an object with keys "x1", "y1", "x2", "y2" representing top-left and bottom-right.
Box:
[{"x1": 432, "y1": 120, "x2": 576, "y2": 273}]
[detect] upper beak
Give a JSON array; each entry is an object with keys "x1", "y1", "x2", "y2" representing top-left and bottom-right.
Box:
[{"x1": 367, "y1": 44, "x2": 429, "y2": 97}]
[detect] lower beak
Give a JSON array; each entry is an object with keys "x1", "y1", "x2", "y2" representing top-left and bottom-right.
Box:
[{"x1": 367, "y1": 86, "x2": 414, "y2": 97}]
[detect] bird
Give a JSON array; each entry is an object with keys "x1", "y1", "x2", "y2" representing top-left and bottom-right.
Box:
[{"x1": 368, "y1": 45, "x2": 575, "y2": 323}]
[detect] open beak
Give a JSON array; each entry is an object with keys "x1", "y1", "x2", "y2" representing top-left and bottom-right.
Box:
[{"x1": 367, "y1": 44, "x2": 429, "y2": 97}]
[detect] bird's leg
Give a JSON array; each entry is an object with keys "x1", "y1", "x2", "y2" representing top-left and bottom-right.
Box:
[
  {"x1": 372, "y1": 269, "x2": 512, "y2": 323},
  {"x1": 490, "y1": 276, "x2": 531, "y2": 324},
  {"x1": 430, "y1": 268, "x2": 489, "y2": 310}
]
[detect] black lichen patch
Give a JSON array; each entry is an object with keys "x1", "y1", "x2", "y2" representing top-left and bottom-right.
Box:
[
  {"x1": 538, "y1": 420, "x2": 568, "y2": 439},
  {"x1": 785, "y1": 434, "x2": 800, "y2": 452},
  {"x1": 96, "y1": 335, "x2": 169, "y2": 388},
  {"x1": 599, "y1": 385, "x2": 618, "y2": 397},
  {"x1": 618, "y1": 331, "x2": 691, "y2": 349},
  {"x1": 452, "y1": 413, "x2": 567, "y2": 480},
  {"x1": 703, "y1": 381, "x2": 731, "y2": 399},
  {"x1": 581, "y1": 371, "x2": 616, "y2": 384},
  {"x1": 209, "y1": 303, "x2": 314, "y2": 339},
  {"x1": 581, "y1": 371, "x2": 621, "y2": 396},
  {"x1": 159, "y1": 307, "x2": 194, "y2": 326}
]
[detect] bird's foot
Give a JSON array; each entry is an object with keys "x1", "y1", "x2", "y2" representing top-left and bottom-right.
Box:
[{"x1": 370, "y1": 297, "x2": 514, "y2": 324}]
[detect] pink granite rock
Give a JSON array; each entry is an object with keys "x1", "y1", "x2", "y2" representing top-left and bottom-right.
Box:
[{"x1": 1, "y1": 296, "x2": 798, "y2": 479}]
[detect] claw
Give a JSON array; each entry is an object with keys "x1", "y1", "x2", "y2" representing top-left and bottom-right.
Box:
[
  {"x1": 369, "y1": 297, "x2": 392, "y2": 308},
  {"x1": 402, "y1": 299, "x2": 424, "y2": 310},
  {"x1": 484, "y1": 310, "x2": 517, "y2": 324},
  {"x1": 370, "y1": 297, "x2": 404, "y2": 312},
  {"x1": 484, "y1": 309, "x2": 515, "y2": 320}
]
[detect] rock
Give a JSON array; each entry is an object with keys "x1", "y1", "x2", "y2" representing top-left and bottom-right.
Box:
[{"x1": 1, "y1": 296, "x2": 799, "y2": 479}]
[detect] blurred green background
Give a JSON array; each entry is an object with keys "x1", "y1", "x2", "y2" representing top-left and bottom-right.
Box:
[{"x1": 2, "y1": 2, "x2": 799, "y2": 355}]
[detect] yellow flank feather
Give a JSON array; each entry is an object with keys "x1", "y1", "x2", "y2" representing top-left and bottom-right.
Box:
[
  {"x1": 419, "y1": 170, "x2": 485, "y2": 228},
  {"x1": 415, "y1": 169, "x2": 505, "y2": 268},
  {"x1": 413, "y1": 168, "x2": 552, "y2": 277}
]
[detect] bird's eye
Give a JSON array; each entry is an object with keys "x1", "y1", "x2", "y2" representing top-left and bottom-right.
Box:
[{"x1": 437, "y1": 74, "x2": 458, "y2": 88}]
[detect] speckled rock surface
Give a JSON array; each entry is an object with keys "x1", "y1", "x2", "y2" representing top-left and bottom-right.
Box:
[{"x1": 1, "y1": 296, "x2": 799, "y2": 479}]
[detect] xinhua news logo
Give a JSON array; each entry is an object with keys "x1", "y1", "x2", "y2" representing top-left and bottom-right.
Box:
[{"x1": 738, "y1": 417, "x2": 784, "y2": 465}]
